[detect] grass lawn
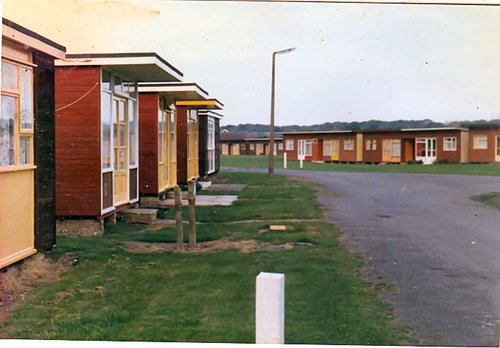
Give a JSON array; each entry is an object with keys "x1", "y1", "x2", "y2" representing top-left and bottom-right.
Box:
[
  {"x1": 221, "y1": 155, "x2": 500, "y2": 176},
  {"x1": 471, "y1": 192, "x2": 500, "y2": 211},
  {"x1": 0, "y1": 172, "x2": 411, "y2": 344}
]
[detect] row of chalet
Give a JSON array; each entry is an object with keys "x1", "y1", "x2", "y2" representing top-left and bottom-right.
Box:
[
  {"x1": 220, "y1": 131, "x2": 284, "y2": 156},
  {"x1": 0, "y1": 19, "x2": 223, "y2": 269},
  {"x1": 221, "y1": 126, "x2": 500, "y2": 164}
]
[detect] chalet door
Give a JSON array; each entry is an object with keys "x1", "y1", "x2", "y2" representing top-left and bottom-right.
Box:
[
  {"x1": 158, "y1": 109, "x2": 168, "y2": 191},
  {"x1": 168, "y1": 112, "x2": 177, "y2": 186},
  {"x1": 382, "y1": 139, "x2": 392, "y2": 162},
  {"x1": 331, "y1": 140, "x2": 339, "y2": 161},
  {"x1": 415, "y1": 138, "x2": 437, "y2": 165},
  {"x1": 383, "y1": 139, "x2": 401, "y2": 162},
  {"x1": 113, "y1": 98, "x2": 129, "y2": 205},
  {"x1": 298, "y1": 140, "x2": 306, "y2": 159}
]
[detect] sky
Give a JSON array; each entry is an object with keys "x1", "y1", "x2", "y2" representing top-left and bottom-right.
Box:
[{"x1": 4, "y1": 0, "x2": 500, "y2": 126}]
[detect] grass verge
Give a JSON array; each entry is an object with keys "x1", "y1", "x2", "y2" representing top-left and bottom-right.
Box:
[
  {"x1": 0, "y1": 172, "x2": 412, "y2": 344},
  {"x1": 471, "y1": 192, "x2": 500, "y2": 211},
  {"x1": 221, "y1": 155, "x2": 500, "y2": 176}
]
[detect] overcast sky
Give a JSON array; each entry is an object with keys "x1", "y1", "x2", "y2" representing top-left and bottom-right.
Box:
[{"x1": 4, "y1": 0, "x2": 500, "y2": 126}]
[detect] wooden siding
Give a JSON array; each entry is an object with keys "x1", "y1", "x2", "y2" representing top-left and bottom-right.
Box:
[
  {"x1": 138, "y1": 93, "x2": 159, "y2": 196},
  {"x1": 55, "y1": 66, "x2": 101, "y2": 217},
  {"x1": 468, "y1": 129, "x2": 500, "y2": 163},
  {"x1": 176, "y1": 106, "x2": 188, "y2": 183},
  {"x1": 33, "y1": 52, "x2": 56, "y2": 250}
]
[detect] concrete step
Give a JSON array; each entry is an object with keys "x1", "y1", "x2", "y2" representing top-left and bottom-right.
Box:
[{"x1": 120, "y1": 208, "x2": 157, "y2": 224}]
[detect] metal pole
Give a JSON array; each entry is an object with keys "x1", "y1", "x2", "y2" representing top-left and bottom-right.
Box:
[
  {"x1": 268, "y1": 47, "x2": 295, "y2": 179},
  {"x1": 268, "y1": 52, "x2": 277, "y2": 179}
]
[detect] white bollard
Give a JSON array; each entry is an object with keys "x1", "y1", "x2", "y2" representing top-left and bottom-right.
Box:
[
  {"x1": 283, "y1": 152, "x2": 287, "y2": 169},
  {"x1": 256, "y1": 272, "x2": 285, "y2": 344},
  {"x1": 300, "y1": 158, "x2": 303, "y2": 168}
]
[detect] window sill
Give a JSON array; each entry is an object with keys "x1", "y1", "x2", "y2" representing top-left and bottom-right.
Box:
[{"x1": 0, "y1": 164, "x2": 36, "y2": 173}]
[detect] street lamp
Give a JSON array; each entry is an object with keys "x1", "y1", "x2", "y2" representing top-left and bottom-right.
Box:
[{"x1": 268, "y1": 47, "x2": 296, "y2": 179}]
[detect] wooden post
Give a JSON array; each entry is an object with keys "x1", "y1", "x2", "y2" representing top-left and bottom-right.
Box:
[
  {"x1": 188, "y1": 180, "x2": 197, "y2": 249},
  {"x1": 174, "y1": 185, "x2": 183, "y2": 250},
  {"x1": 283, "y1": 152, "x2": 287, "y2": 169}
]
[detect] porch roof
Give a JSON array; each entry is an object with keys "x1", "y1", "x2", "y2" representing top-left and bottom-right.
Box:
[
  {"x1": 55, "y1": 53, "x2": 183, "y2": 82},
  {"x1": 138, "y1": 82, "x2": 208, "y2": 100},
  {"x1": 176, "y1": 99, "x2": 224, "y2": 110},
  {"x1": 198, "y1": 110, "x2": 224, "y2": 119},
  {"x1": 3, "y1": 18, "x2": 66, "y2": 59}
]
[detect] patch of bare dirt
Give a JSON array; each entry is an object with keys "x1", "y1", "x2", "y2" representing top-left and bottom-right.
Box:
[
  {"x1": 57, "y1": 219, "x2": 103, "y2": 237},
  {"x1": 0, "y1": 253, "x2": 77, "y2": 326},
  {"x1": 124, "y1": 239, "x2": 297, "y2": 254}
]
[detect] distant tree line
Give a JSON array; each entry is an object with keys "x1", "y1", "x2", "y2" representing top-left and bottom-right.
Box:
[{"x1": 222, "y1": 119, "x2": 500, "y2": 133}]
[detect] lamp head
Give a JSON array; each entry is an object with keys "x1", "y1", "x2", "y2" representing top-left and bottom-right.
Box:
[{"x1": 275, "y1": 47, "x2": 296, "y2": 55}]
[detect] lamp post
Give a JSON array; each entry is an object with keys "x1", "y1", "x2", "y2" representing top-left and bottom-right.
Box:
[{"x1": 268, "y1": 47, "x2": 296, "y2": 179}]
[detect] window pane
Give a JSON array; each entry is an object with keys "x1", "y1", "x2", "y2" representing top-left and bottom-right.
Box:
[
  {"x1": 2, "y1": 61, "x2": 18, "y2": 89},
  {"x1": 118, "y1": 148, "x2": 126, "y2": 169},
  {"x1": 102, "y1": 70, "x2": 111, "y2": 90},
  {"x1": 114, "y1": 76, "x2": 123, "y2": 92},
  {"x1": 101, "y1": 92, "x2": 112, "y2": 169},
  {"x1": 129, "y1": 100, "x2": 137, "y2": 166},
  {"x1": 118, "y1": 100, "x2": 125, "y2": 122},
  {"x1": 392, "y1": 140, "x2": 401, "y2": 157},
  {"x1": 19, "y1": 136, "x2": 31, "y2": 164},
  {"x1": 1, "y1": 95, "x2": 17, "y2": 166},
  {"x1": 170, "y1": 113, "x2": 176, "y2": 160},
  {"x1": 20, "y1": 67, "x2": 33, "y2": 130}
]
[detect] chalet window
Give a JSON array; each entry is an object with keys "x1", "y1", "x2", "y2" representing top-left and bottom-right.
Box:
[
  {"x1": 366, "y1": 139, "x2": 376, "y2": 151},
  {"x1": 241, "y1": 144, "x2": 246, "y2": 150},
  {"x1": 101, "y1": 91, "x2": 112, "y2": 169},
  {"x1": 249, "y1": 143, "x2": 255, "y2": 150},
  {"x1": 101, "y1": 70, "x2": 138, "y2": 172},
  {"x1": 392, "y1": 139, "x2": 401, "y2": 157},
  {"x1": 257, "y1": 143, "x2": 264, "y2": 154},
  {"x1": 344, "y1": 139, "x2": 354, "y2": 151},
  {"x1": 207, "y1": 118, "x2": 215, "y2": 173},
  {"x1": 305, "y1": 140, "x2": 312, "y2": 156},
  {"x1": 158, "y1": 109, "x2": 167, "y2": 166},
  {"x1": 323, "y1": 141, "x2": 332, "y2": 156},
  {"x1": 278, "y1": 142, "x2": 283, "y2": 150},
  {"x1": 285, "y1": 139, "x2": 294, "y2": 150},
  {"x1": 443, "y1": 137, "x2": 457, "y2": 151},
  {"x1": 1, "y1": 60, "x2": 33, "y2": 167},
  {"x1": 128, "y1": 100, "x2": 137, "y2": 166},
  {"x1": 473, "y1": 135, "x2": 487, "y2": 149}
]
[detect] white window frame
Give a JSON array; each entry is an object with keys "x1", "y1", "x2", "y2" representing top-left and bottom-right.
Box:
[
  {"x1": 305, "y1": 140, "x2": 313, "y2": 156},
  {"x1": 285, "y1": 139, "x2": 294, "y2": 151},
  {"x1": 278, "y1": 142, "x2": 283, "y2": 150},
  {"x1": 366, "y1": 139, "x2": 377, "y2": 151},
  {"x1": 344, "y1": 139, "x2": 354, "y2": 151},
  {"x1": 473, "y1": 135, "x2": 488, "y2": 150},
  {"x1": 443, "y1": 137, "x2": 457, "y2": 151},
  {"x1": 207, "y1": 117, "x2": 215, "y2": 174},
  {"x1": 323, "y1": 140, "x2": 332, "y2": 156},
  {"x1": 249, "y1": 143, "x2": 255, "y2": 150}
]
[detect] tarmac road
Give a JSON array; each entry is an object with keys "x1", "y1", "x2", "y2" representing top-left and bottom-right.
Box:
[{"x1": 281, "y1": 170, "x2": 500, "y2": 346}]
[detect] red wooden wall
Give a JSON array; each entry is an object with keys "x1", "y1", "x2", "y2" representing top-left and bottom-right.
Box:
[
  {"x1": 55, "y1": 66, "x2": 101, "y2": 217},
  {"x1": 176, "y1": 106, "x2": 188, "y2": 183},
  {"x1": 138, "y1": 93, "x2": 159, "y2": 195}
]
